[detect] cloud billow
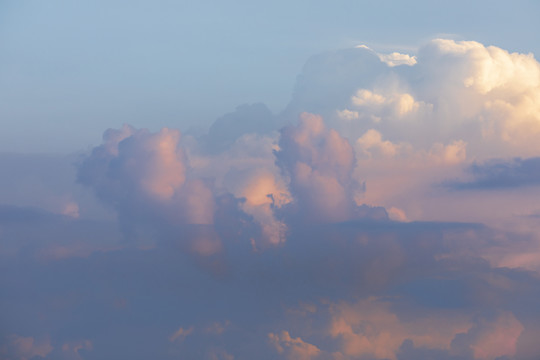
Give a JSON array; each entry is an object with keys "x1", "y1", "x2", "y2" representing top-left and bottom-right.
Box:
[
  {"x1": 76, "y1": 124, "x2": 252, "y2": 256},
  {"x1": 275, "y1": 112, "x2": 387, "y2": 224}
]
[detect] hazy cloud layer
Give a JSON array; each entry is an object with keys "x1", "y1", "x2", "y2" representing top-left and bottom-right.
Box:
[{"x1": 2, "y1": 211, "x2": 540, "y2": 359}]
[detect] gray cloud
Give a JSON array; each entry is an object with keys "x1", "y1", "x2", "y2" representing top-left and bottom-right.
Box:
[
  {"x1": 1, "y1": 210, "x2": 540, "y2": 359},
  {"x1": 447, "y1": 157, "x2": 540, "y2": 190}
]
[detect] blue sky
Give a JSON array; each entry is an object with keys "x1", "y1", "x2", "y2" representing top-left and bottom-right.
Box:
[{"x1": 1, "y1": 0, "x2": 538, "y2": 152}]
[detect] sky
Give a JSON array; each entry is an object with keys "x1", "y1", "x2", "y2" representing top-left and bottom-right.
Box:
[
  {"x1": 2, "y1": 1, "x2": 540, "y2": 360},
  {"x1": 1, "y1": 0, "x2": 539, "y2": 152}
]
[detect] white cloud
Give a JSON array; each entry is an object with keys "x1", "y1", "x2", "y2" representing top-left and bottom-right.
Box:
[
  {"x1": 290, "y1": 39, "x2": 540, "y2": 159},
  {"x1": 354, "y1": 44, "x2": 417, "y2": 67},
  {"x1": 336, "y1": 109, "x2": 359, "y2": 121},
  {"x1": 378, "y1": 51, "x2": 417, "y2": 67}
]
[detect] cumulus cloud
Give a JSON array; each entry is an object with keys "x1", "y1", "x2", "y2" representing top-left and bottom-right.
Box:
[
  {"x1": 191, "y1": 132, "x2": 291, "y2": 246},
  {"x1": 268, "y1": 331, "x2": 321, "y2": 360},
  {"x1": 5, "y1": 37, "x2": 540, "y2": 360},
  {"x1": 77, "y1": 125, "x2": 245, "y2": 255},
  {"x1": 350, "y1": 89, "x2": 428, "y2": 119},
  {"x1": 355, "y1": 45, "x2": 418, "y2": 67},
  {"x1": 283, "y1": 46, "x2": 388, "y2": 121},
  {"x1": 413, "y1": 39, "x2": 540, "y2": 157},
  {"x1": 76, "y1": 112, "x2": 389, "y2": 249},
  {"x1": 288, "y1": 38, "x2": 540, "y2": 160},
  {"x1": 275, "y1": 112, "x2": 387, "y2": 223},
  {"x1": 407, "y1": 39, "x2": 540, "y2": 157},
  {"x1": 1, "y1": 335, "x2": 53, "y2": 360},
  {"x1": 378, "y1": 52, "x2": 418, "y2": 67},
  {"x1": 78, "y1": 125, "x2": 193, "y2": 213},
  {"x1": 464, "y1": 312, "x2": 524, "y2": 360},
  {"x1": 319, "y1": 299, "x2": 523, "y2": 360},
  {"x1": 280, "y1": 39, "x2": 540, "y2": 234},
  {"x1": 202, "y1": 103, "x2": 278, "y2": 154},
  {"x1": 328, "y1": 298, "x2": 471, "y2": 360},
  {"x1": 231, "y1": 169, "x2": 289, "y2": 246}
]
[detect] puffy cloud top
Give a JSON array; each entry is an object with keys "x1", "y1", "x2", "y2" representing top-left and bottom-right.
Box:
[
  {"x1": 275, "y1": 113, "x2": 386, "y2": 223},
  {"x1": 78, "y1": 125, "x2": 216, "y2": 226},
  {"x1": 288, "y1": 39, "x2": 540, "y2": 159}
]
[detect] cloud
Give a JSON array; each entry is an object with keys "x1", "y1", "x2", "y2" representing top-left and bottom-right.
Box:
[
  {"x1": 287, "y1": 39, "x2": 540, "y2": 159},
  {"x1": 75, "y1": 112, "x2": 389, "y2": 250},
  {"x1": 336, "y1": 109, "x2": 359, "y2": 121},
  {"x1": 202, "y1": 103, "x2": 278, "y2": 154},
  {"x1": 276, "y1": 39, "x2": 540, "y2": 233},
  {"x1": 1, "y1": 335, "x2": 53, "y2": 360},
  {"x1": 268, "y1": 331, "x2": 321, "y2": 360},
  {"x1": 76, "y1": 124, "x2": 249, "y2": 256},
  {"x1": 4, "y1": 38, "x2": 540, "y2": 360},
  {"x1": 2, "y1": 206, "x2": 540, "y2": 359},
  {"x1": 448, "y1": 157, "x2": 540, "y2": 190},
  {"x1": 61, "y1": 340, "x2": 93, "y2": 360},
  {"x1": 283, "y1": 46, "x2": 388, "y2": 121},
  {"x1": 322, "y1": 299, "x2": 523, "y2": 360},
  {"x1": 78, "y1": 124, "x2": 190, "y2": 206},
  {"x1": 327, "y1": 298, "x2": 471, "y2": 360},
  {"x1": 466, "y1": 312, "x2": 524, "y2": 360},
  {"x1": 275, "y1": 112, "x2": 387, "y2": 223},
  {"x1": 413, "y1": 39, "x2": 540, "y2": 157},
  {"x1": 169, "y1": 327, "x2": 194, "y2": 343},
  {"x1": 192, "y1": 132, "x2": 291, "y2": 246},
  {"x1": 350, "y1": 89, "x2": 427, "y2": 118},
  {"x1": 355, "y1": 45, "x2": 418, "y2": 67},
  {"x1": 74, "y1": 111, "x2": 387, "y2": 255},
  {"x1": 378, "y1": 52, "x2": 417, "y2": 67}
]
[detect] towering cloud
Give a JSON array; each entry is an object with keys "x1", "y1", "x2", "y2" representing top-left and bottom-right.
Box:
[
  {"x1": 286, "y1": 39, "x2": 540, "y2": 160},
  {"x1": 77, "y1": 125, "x2": 227, "y2": 255},
  {"x1": 275, "y1": 112, "x2": 386, "y2": 223}
]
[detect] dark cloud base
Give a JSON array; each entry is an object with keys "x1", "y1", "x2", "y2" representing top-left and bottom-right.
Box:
[{"x1": 2, "y1": 206, "x2": 540, "y2": 359}]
